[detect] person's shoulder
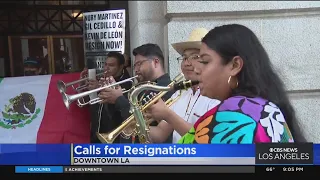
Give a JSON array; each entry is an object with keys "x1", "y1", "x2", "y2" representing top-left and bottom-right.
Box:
[
  {"x1": 157, "y1": 73, "x2": 171, "y2": 86},
  {"x1": 217, "y1": 95, "x2": 277, "y2": 121},
  {"x1": 199, "y1": 95, "x2": 220, "y2": 107},
  {"x1": 216, "y1": 95, "x2": 293, "y2": 143}
]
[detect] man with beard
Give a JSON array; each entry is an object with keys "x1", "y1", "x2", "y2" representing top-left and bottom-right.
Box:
[{"x1": 98, "y1": 43, "x2": 174, "y2": 143}]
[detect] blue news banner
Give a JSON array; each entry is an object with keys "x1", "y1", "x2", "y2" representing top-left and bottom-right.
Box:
[{"x1": 0, "y1": 144, "x2": 319, "y2": 173}]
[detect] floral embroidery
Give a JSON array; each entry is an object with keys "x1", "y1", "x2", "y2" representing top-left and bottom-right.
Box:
[
  {"x1": 178, "y1": 96, "x2": 294, "y2": 144},
  {"x1": 219, "y1": 96, "x2": 267, "y2": 121},
  {"x1": 260, "y1": 102, "x2": 285, "y2": 142},
  {"x1": 194, "y1": 106, "x2": 218, "y2": 129},
  {"x1": 212, "y1": 111, "x2": 256, "y2": 143},
  {"x1": 194, "y1": 115, "x2": 212, "y2": 143},
  {"x1": 255, "y1": 123, "x2": 271, "y2": 143},
  {"x1": 283, "y1": 123, "x2": 294, "y2": 142},
  {"x1": 177, "y1": 127, "x2": 195, "y2": 144}
]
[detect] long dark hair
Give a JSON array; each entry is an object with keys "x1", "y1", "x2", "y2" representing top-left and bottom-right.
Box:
[{"x1": 202, "y1": 24, "x2": 305, "y2": 142}]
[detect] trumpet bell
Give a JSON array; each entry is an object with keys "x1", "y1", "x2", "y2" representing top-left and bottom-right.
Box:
[
  {"x1": 59, "y1": 75, "x2": 139, "y2": 110},
  {"x1": 96, "y1": 133, "x2": 113, "y2": 144},
  {"x1": 62, "y1": 92, "x2": 71, "y2": 110},
  {"x1": 57, "y1": 80, "x2": 66, "y2": 93}
]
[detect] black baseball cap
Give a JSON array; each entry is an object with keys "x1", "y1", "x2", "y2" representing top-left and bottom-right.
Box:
[{"x1": 24, "y1": 57, "x2": 41, "y2": 68}]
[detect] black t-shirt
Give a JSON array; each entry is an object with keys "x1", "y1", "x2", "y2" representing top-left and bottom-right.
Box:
[{"x1": 89, "y1": 69, "x2": 132, "y2": 144}]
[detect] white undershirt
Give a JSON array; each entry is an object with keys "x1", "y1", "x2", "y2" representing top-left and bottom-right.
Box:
[{"x1": 169, "y1": 88, "x2": 220, "y2": 143}]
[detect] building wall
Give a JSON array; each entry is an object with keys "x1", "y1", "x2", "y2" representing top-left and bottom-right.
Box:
[
  {"x1": 129, "y1": 1, "x2": 320, "y2": 142},
  {"x1": 128, "y1": 1, "x2": 168, "y2": 71}
]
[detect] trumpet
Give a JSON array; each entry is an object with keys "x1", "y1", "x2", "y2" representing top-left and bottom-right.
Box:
[
  {"x1": 57, "y1": 71, "x2": 106, "y2": 93},
  {"x1": 120, "y1": 90, "x2": 182, "y2": 139},
  {"x1": 96, "y1": 73, "x2": 199, "y2": 143},
  {"x1": 61, "y1": 75, "x2": 138, "y2": 110}
]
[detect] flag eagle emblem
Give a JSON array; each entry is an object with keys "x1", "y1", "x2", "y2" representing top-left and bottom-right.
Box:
[{"x1": 0, "y1": 93, "x2": 41, "y2": 129}]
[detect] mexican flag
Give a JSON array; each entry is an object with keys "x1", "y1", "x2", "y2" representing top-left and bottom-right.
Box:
[{"x1": 0, "y1": 73, "x2": 90, "y2": 143}]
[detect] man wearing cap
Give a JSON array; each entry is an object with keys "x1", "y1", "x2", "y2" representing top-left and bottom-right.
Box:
[
  {"x1": 23, "y1": 57, "x2": 44, "y2": 76},
  {"x1": 145, "y1": 28, "x2": 221, "y2": 143}
]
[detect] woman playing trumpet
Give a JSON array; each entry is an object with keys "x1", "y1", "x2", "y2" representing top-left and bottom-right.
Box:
[
  {"x1": 146, "y1": 28, "x2": 220, "y2": 143},
  {"x1": 146, "y1": 24, "x2": 305, "y2": 144}
]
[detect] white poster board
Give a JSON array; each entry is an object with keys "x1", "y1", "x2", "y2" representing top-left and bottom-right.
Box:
[{"x1": 83, "y1": 9, "x2": 126, "y2": 73}]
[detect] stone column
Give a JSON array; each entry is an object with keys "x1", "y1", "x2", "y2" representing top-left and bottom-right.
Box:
[{"x1": 128, "y1": 1, "x2": 168, "y2": 72}]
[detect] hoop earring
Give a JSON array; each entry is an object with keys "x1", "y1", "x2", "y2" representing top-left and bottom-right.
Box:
[{"x1": 228, "y1": 76, "x2": 239, "y2": 89}]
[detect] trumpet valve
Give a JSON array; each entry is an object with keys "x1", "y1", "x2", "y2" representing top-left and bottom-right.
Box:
[
  {"x1": 142, "y1": 98, "x2": 147, "y2": 104},
  {"x1": 149, "y1": 92, "x2": 157, "y2": 100},
  {"x1": 133, "y1": 128, "x2": 138, "y2": 136},
  {"x1": 120, "y1": 133, "x2": 131, "y2": 139},
  {"x1": 143, "y1": 93, "x2": 155, "y2": 104}
]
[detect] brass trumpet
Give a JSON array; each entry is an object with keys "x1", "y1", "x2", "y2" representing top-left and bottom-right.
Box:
[
  {"x1": 57, "y1": 71, "x2": 106, "y2": 93},
  {"x1": 120, "y1": 90, "x2": 182, "y2": 139},
  {"x1": 61, "y1": 75, "x2": 138, "y2": 110},
  {"x1": 96, "y1": 73, "x2": 199, "y2": 143}
]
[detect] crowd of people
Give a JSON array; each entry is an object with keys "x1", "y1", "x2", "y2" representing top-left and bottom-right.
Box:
[{"x1": 77, "y1": 24, "x2": 305, "y2": 144}]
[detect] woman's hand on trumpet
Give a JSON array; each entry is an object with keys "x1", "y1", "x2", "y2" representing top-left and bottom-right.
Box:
[
  {"x1": 98, "y1": 76, "x2": 123, "y2": 104},
  {"x1": 144, "y1": 98, "x2": 170, "y2": 122}
]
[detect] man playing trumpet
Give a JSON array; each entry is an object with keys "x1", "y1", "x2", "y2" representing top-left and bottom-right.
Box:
[
  {"x1": 144, "y1": 28, "x2": 220, "y2": 143},
  {"x1": 98, "y1": 43, "x2": 174, "y2": 143},
  {"x1": 80, "y1": 52, "x2": 132, "y2": 143}
]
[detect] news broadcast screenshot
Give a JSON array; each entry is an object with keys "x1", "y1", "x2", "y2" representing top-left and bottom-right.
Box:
[{"x1": 0, "y1": 2, "x2": 319, "y2": 174}]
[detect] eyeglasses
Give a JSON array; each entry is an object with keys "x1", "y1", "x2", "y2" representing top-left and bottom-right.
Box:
[
  {"x1": 177, "y1": 54, "x2": 201, "y2": 63},
  {"x1": 133, "y1": 59, "x2": 149, "y2": 68}
]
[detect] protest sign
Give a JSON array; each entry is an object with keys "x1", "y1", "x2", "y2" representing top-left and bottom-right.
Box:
[{"x1": 83, "y1": 9, "x2": 126, "y2": 72}]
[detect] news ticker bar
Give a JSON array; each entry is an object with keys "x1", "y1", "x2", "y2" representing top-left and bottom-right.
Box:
[
  {"x1": 17, "y1": 166, "x2": 254, "y2": 173},
  {"x1": 2, "y1": 165, "x2": 318, "y2": 173}
]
